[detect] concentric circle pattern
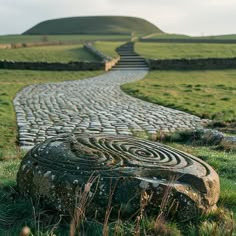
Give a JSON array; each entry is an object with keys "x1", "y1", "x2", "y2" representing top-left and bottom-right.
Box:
[
  {"x1": 17, "y1": 134, "x2": 220, "y2": 219},
  {"x1": 29, "y1": 134, "x2": 210, "y2": 178}
]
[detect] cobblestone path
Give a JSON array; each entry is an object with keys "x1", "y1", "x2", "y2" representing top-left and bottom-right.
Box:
[{"x1": 14, "y1": 70, "x2": 205, "y2": 149}]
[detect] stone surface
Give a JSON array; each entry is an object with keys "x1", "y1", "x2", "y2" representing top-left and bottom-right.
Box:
[
  {"x1": 193, "y1": 129, "x2": 225, "y2": 145},
  {"x1": 17, "y1": 134, "x2": 220, "y2": 220},
  {"x1": 220, "y1": 136, "x2": 236, "y2": 151},
  {"x1": 14, "y1": 69, "x2": 205, "y2": 149},
  {"x1": 148, "y1": 57, "x2": 236, "y2": 70}
]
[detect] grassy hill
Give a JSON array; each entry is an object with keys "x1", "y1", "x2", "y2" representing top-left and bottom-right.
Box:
[{"x1": 23, "y1": 16, "x2": 162, "y2": 36}]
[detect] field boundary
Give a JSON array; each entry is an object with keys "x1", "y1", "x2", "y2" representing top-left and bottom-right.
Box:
[
  {"x1": 0, "y1": 60, "x2": 104, "y2": 71},
  {"x1": 0, "y1": 42, "x2": 120, "y2": 71},
  {"x1": 84, "y1": 43, "x2": 120, "y2": 71},
  {"x1": 147, "y1": 57, "x2": 236, "y2": 70}
]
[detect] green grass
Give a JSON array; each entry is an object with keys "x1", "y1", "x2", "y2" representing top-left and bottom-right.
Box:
[
  {"x1": 23, "y1": 16, "x2": 162, "y2": 36},
  {"x1": 0, "y1": 69, "x2": 102, "y2": 235},
  {"x1": 167, "y1": 143, "x2": 236, "y2": 218},
  {"x1": 0, "y1": 141, "x2": 235, "y2": 235},
  {"x1": 94, "y1": 41, "x2": 124, "y2": 58},
  {"x1": 0, "y1": 69, "x2": 101, "y2": 234},
  {"x1": 0, "y1": 44, "x2": 99, "y2": 62},
  {"x1": 122, "y1": 70, "x2": 236, "y2": 121},
  {"x1": 0, "y1": 67, "x2": 235, "y2": 234},
  {"x1": 0, "y1": 34, "x2": 131, "y2": 44},
  {"x1": 0, "y1": 70, "x2": 102, "y2": 156},
  {"x1": 135, "y1": 42, "x2": 236, "y2": 59}
]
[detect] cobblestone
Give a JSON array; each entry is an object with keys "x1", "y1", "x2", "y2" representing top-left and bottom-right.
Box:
[{"x1": 14, "y1": 70, "x2": 205, "y2": 148}]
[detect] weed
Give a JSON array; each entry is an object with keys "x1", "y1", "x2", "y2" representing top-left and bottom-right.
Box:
[{"x1": 70, "y1": 174, "x2": 99, "y2": 236}]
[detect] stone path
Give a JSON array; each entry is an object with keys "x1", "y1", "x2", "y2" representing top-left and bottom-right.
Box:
[
  {"x1": 14, "y1": 69, "x2": 205, "y2": 149},
  {"x1": 13, "y1": 42, "x2": 207, "y2": 148},
  {"x1": 113, "y1": 42, "x2": 148, "y2": 70},
  {"x1": 15, "y1": 43, "x2": 221, "y2": 221}
]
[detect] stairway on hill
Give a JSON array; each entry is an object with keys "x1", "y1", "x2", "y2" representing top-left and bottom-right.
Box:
[{"x1": 113, "y1": 42, "x2": 149, "y2": 70}]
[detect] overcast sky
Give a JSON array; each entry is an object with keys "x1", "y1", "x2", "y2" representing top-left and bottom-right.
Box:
[{"x1": 0, "y1": 0, "x2": 236, "y2": 36}]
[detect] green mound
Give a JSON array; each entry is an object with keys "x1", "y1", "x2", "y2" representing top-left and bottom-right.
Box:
[{"x1": 23, "y1": 16, "x2": 162, "y2": 35}]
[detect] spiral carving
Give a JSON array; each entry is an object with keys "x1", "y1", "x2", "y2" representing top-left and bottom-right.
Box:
[
  {"x1": 29, "y1": 134, "x2": 209, "y2": 176},
  {"x1": 17, "y1": 134, "x2": 220, "y2": 219}
]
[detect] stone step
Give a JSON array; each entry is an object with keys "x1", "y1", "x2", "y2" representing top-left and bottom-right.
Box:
[
  {"x1": 118, "y1": 49, "x2": 134, "y2": 51},
  {"x1": 119, "y1": 62, "x2": 146, "y2": 64},
  {"x1": 118, "y1": 59, "x2": 146, "y2": 62},
  {"x1": 115, "y1": 62, "x2": 147, "y2": 65},
  {"x1": 119, "y1": 54, "x2": 139, "y2": 57},
  {"x1": 116, "y1": 49, "x2": 135, "y2": 53},
  {"x1": 112, "y1": 68, "x2": 149, "y2": 71},
  {"x1": 120, "y1": 58, "x2": 144, "y2": 61},
  {"x1": 120, "y1": 58, "x2": 145, "y2": 60},
  {"x1": 117, "y1": 49, "x2": 136, "y2": 52},
  {"x1": 120, "y1": 58, "x2": 143, "y2": 60},
  {"x1": 117, "y1": 47, "x2": 133, "y2": 50},
  {"x1": 119, "y1": 61, "x2": 146, "y2": 64},
  {"x1": 117, "y1": 50, "x2": 135, "y2": 52},
  {"x1": 114, "y1": 42, "x2": 149, "y2": 70},
  {"x1": 119, "y1": 63, "x2": 147, "y2": 66},
  {"x1": 114, "y1": 68, "x2": 148, "y2": 70},
  {"x1": 116, "y1": 64, "x2": 147, "y2": 67},
  {"x1": 120, "y1": 55, "x2": 142, "y2": 57}
]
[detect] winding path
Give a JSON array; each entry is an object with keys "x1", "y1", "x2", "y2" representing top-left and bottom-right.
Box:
[
  {"x1": 15, "y1": 43, "x2": 220, "y2": 220},
  {"x1": 14, "y1": 69, "x2": 205, "y2": 149}
]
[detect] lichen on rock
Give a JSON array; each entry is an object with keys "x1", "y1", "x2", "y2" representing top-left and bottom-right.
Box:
[{"x1": 17, "y1": 134, "x2": 220, "y2": 220}]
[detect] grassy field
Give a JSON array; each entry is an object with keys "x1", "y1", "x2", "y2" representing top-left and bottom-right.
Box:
[
  {"x1": 23, "y1": 16, "x2": 161, "y2": 36},
  {"x1": 120, "y1": 68, "x2": 236, "y2": 235},
  {"x1": 122, "y1": 70, "x2": 236, "y2": 122},
  {"x1": 0, "y1": 138, "x2": 235, "y2": 235},
  {"x1": 0, "y1": 34, "x2": 131, "y2": 44},
  {"x1": 0, "y1": 69, "x2": 104, "y2": 235},
  {"x1": 0, "y1": 44, "x2": 100, "y2": 62},
  {"x1": 0, "y1": 36, "x2": 235, "y2": 234},
  {"x1": 94, "y1": 41, "x2": 124, "y2": 58},
  {"x1": 135, "y1": 42, "x2": 236, "y2": 59},
  {"x1": 0, "y1": 69, "x2": 235, "y2": 235}
]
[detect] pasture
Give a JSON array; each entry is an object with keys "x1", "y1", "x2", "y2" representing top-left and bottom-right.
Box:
[
  {"x1": 0, "y1": 42, "x2": 123, "y2": 63},
  {"x1": 0, "y1": 44, "x2": 99, "y2": 62},
  {"x1": 122, "y1": 70, "x2": 236, "y2": 121},
  {"x1": 0, "y1": 35, "x2": 235, "y2": 235},
  {"x1": 135, "y1": 42, "x2": 236, "y2": 59}
]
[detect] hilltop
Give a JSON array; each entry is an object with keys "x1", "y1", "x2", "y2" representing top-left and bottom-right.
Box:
[{"x1": 23, "y1": 16, "x2": 163, "y2": 35}]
